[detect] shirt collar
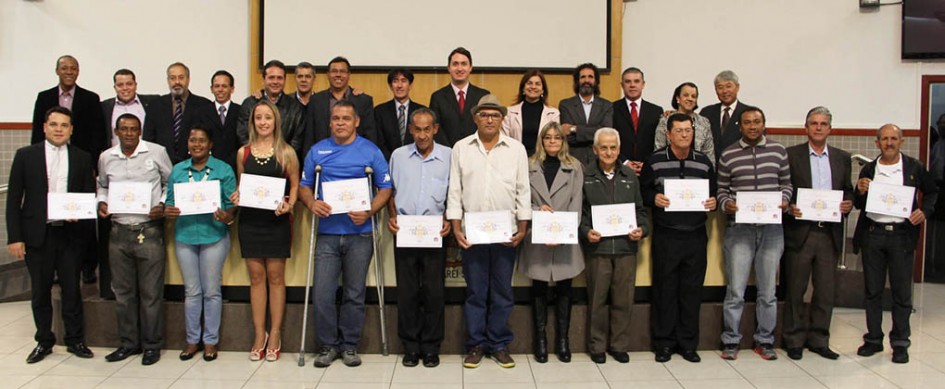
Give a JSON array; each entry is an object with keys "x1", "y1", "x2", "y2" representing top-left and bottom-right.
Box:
[
  {"x1": 45, "y1": 140, "x2": 65, "y2": 153},
  {"x1": 116, "y1": 95, "x2": 141, "y2": 106},
  {"x1": 808, "y1": 143, "x2": 829, "y2": 157},
  {"x1": 109, "y1": 140, "x2": 150, "y2": 158},
  {"x1": 738, "y1": 135, "x2": 768, "y2": 149},
  {"x1": 215, "y1": 100, "x2": 231, "y2": 112},
  {"x1": 664, "y1": 146, "x2": 694, "y2": 161},
  {"x1": 876, "y1": 154, "x2": 904, "y2": 175},
  {"x1": 451, "y1": 83, "x2": 469, "y2": 97},
  {"x1": 579, "y1": 94, "x2": 595, "y2": 104},
  {"x1": 625, "y1": 96, "x2": 642, "y2": 109},
  {"x1": 395, "y1": 99, "x2": 410, "y2": 112},
  {"x1": 723, "y1": 100, "x2": 739, "y2": 112},
  {"x1": 58, "y1": 86, "x2": 75, "y2": 97},
  {"x1": 408, "y1": 142, "x2": 444, "y2": 161}
]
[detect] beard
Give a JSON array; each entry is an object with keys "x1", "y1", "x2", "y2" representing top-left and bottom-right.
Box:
[{"x1": 579, "y1": 82, "x2": 598, "y2": 96}]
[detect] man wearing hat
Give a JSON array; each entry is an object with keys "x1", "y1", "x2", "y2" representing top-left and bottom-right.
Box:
[{"x1": 447, "y1": 94, "x2": 531, "y2": 369}]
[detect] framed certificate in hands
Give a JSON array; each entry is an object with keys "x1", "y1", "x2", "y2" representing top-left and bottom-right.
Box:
[
  {"x1": 107, "y1": 181, "x2": 151, "y2": 214},
  {"x1": 321, "y1": 177, "x2": 371, "y2": 214},
  {"x1": 464, "y1": 211, "x2": 513, "y2": 245},
  {"x1": 47, "y1": 193, "x2": 97, "y2": 220},
  {"x1": 396, "y1": 215, "x2": 443, "y2": 248},
  {"x1": 591, "y1": 203, "x2": 637, "y2": 237},
  {"x1": 174, "y1": 181, "x2": 221, "y2": 215}
]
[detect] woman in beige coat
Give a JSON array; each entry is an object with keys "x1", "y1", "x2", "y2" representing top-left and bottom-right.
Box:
[{"x1": 519, "y1": 122, "x2": 584, "y2": 363}]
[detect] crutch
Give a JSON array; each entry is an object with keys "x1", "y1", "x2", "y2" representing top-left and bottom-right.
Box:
[
  {"x1": 298, "y1": 165, "x2": 322, "y2": 366},
  {"x1": 365, "y1": 166, "x2": 389, "y2": 355}
]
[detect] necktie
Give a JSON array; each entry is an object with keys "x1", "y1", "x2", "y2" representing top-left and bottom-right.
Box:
[
  {"x1": 630, "y1": 101, "x2": 639, "y2": 132},
  {"x1": 397, "y1": 104, "x2": 407, "y2": 142},
  {"x1": 722, "y1": 107, "x2": 731, "y2": 132},
  {"x1": 173, "y1": 96, "x2": 184, "y2": 144},
  {"x1": 219, "y1": 105, "x2": 227, "y2": 126},
  {"x1": 49, "y1": 146, "x2": 62, "y2": 193},
  {"x1": 458, "y1": 90, "x2": 466, "y2": 113}
]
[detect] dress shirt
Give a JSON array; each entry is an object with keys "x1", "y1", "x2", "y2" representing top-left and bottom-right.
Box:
[
  {"x1": 580, "y1": 95, "x2": 594, "y2": 123},
  {"x1": 45, "y1": 140, "x2": 69, "y2": 194},
  {"x1": 172, "y1": 90, "x2": 191, "y2": 114},
  {"x1": 58, "y1": 86, "x2": 74, "y2": 111},
  {"x1": 165, "y1": 156, "x2": 237, "y2": 245},
  {"x1": 215, "y1": 100, "x2": 231, "y2": 119},
  {"x1": 328, "y1": 89, "x2": 351, "y2": 109},
  {"x1": 446, "y1": 133, "x2": 531, "y2": 223},
  {"x1": 389, "y1": 142, "x2": 451, "y2": 216},
  {"x1": 809, "y1": 144, "x2": 832, "y2": 190},
  {"x1": 451, "y1": 83, "x2": 469, "y2": 103},
  {"x1": 867, "y1": 154, "x2": 906, "y2": 224},
  {"x1": 625, "y1": 97, "x2": 642, "y2": 118},
  {"x1": 721, "y1": 101, "x2": 740, "y2": 127},
  {"x1": 97, "y1": 141, "x2": 173, "y2": 225},
  {"x1": 110, "y1": 95, "x2": 147, "y2": 146},
  {"x1": 395, "y1": 100, "x2": 410, "y2": 135}
]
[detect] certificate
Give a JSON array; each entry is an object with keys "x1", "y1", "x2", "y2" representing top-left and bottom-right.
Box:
[
  {"x1": 107, "y1": 181, "x2": 152, "y2": 214},
  {"x1": 664, "y1": 179, "x2": 710, "y2": 212},
  {"x1": 239, "y1": 173, "x2": 286, "y2": 211},
  {"x1": 865, "y1": 182, "x2": 916, "y2": 218},
  {"x1": 48, "y1": 193, "x2": 97, "y2": 220},
  {"x1": 531, "y1": 211, "x2": 579, "y2": 245},
  {"x1": 591, "y1": 203, "x2": 637, "y2": 237},
  {"x1": 795, "y1": 188, "x2": 843, "y2": 223},
  {"x1": 735, "y1": 191, "x2": 782, "y2": 224},
  {"x1": 322, "y1": 177, "x2": 371, "y2": 214},
  {"x1": 396, "y1": 215, "x2": 444, "y2": 248},
  {"x1": 464, "y1": 210, "x2": 513, "y2": 245},
  {"x1": 174, "y1": 180, "x2": 221, "y2": 216}
]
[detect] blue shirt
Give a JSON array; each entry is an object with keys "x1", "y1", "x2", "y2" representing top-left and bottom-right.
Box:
[
  {"x1": 301, "y1": 136, "x2": 392, "y2": 234},
  {"x1": 809, "y1": 144, "x2": 832, "y2": 190},
  {"x1": 165, "y1": 156, "x2": 237, "y2": 245},
  {"x1": 389, "y1": 142, "x2": 451, "y2": 216}
]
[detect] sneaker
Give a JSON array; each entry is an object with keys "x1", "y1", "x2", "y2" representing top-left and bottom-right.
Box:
[
  {"x1": 720, "y1": 343, "x2": 739, "y2": 360},
  {"x1": 492, "y1": 349, "x2": 516, "y2": 368},
  {"x1": 342, "y1": 350, "x2": 362, "y2": 367},
  {"x1": 463, "y1": 346, "x2": 485, "y2": 368},
  {"x1": 754, "y1": 343, "x2": 778, "y2": 360},
  {"x1": 313, "y1": 346, "x2": 338, "y2": 368}
]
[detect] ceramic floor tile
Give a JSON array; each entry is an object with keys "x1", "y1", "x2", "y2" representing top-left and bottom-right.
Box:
[
  {"x1": 17, "y1": 375, "x2": 104, "y2": 389},
  {"x1": 318, "y1": 362, "x2": 395, "y2": 383},
  {"x1": 110, "y1": 354, "x2": 198, "y2": 379},
  {"x1": 596, "y1": 359, "x2": 674, "y2": 381},
  {"x1": 178, "y1": 351, "x2": 262, "y2": 381},
  {"x1": 389, "y1": 384, "x2": 462, "y2": 389},
  {"x1": 43, "y1": 347, "x2": 128, "y2": 376},
  {"x1": 315, "y1": 383, "x2": 390, "y2": 389},
  {"x1": 462, "y1": 384, "x2": 535, "y2": 389},
  {"x1": 663, "y1": 356, "x2": 741, "y2": 380},
  {"x1": 792, "y1": 355, "x2": 875, "y2": 377},
  {"x1": 93, "y1": 376, "x2": 175, "y2": 389},
  {"x1": 726, "y1": 357, "x2": 809, "y2": 378},
  {"x1": 677, "y1": 378, "x2": 754, "y2": 389},
  {"x1": 0, "y1": 317, "x2": 37, "y2": 338},
  {"x1": 390, "y1": 361, "x2": 462, "y2": 384},
  {"x1": 812, "y1": 373, "x2": 899, "y2": 389},
  {"x1": 0, "y1": 351, "x2": 68, "y2": 376},
  {"x1": 246, "y1": 353, "x2": 324, "y2": 383},
  {"x1": 534, "y1": 382, "x2": 610, "y2": 389},
  {"x1": 529, "y1": 361, "x2": 604, "y2": 383},
  {"x1": 605, "y1": 380, "x2": 683, "y2": 389},
  {"x1": 882, "y1": 371, "x2": 945, "y2": 389},
  {"x1": 0, "y1": 336, "x2": 35, "y2": 356},
  {"x1": 747, "y1": 376, "x2": 828, "y2": 389},
  {"x1": 242, "y1": 381, "x2": 315, "y2": 389},
  {"x1": 167, "y1": 379, "x2": 247, "y2": 389},
  {"x1": 462, "y1": 358, "x2": 535, "y2": 384},
  {"x1": 0, "y1": 375, "x2": 36, "y2": 389}
]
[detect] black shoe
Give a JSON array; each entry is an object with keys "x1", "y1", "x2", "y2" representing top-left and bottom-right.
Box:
[
  {"x1": 590, "y1": 352, "x2": 606, "y2": 364},
  {"x1": 26, "y1": 344, "x2": 52, "y2": 364},
  {"x1": 654, "y1": 347, "x2": 672, "y2": 363},
  {"x1": 422, "y1": 353, "x2": 440, "y2": 368},
  {"x1": 808, "y1": 346, "x2": 839, "y2": 360},
  {"x1": 679, "y1": 349, "x2": 701, "y2": 363},
  {"x1": 66, "y1": 342, "x2": 94, "y2": 358},
  {"x1": 105, "y1": 347, "x2": 142, "y2": 362},
  {"x1": 787, "y1": 347, "x2": 803, "y2": 360},
  {"x1": 857, "y1": 342, "x2": 884, "y2": 357},
  {"x1": 402, "y1": 352, "x2": 420, "y2": 367},
  {"x1": 82, "y1": 270, "x2": 97, "y2": 284},
  {"x1": 179, "y1": 343, "x2": 203, "y2": 361},
  {"x1": 141, "y1": 349, "x2": 160, "y2": 365},
  {"x1": 608, "y1": 350, "x2": 629, "y2": 363},
  {"x1": 892, "y1": 346, "x2": 909, "y2": 364}
]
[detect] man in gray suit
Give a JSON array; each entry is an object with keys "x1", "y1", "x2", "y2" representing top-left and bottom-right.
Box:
[{"x1": 558, "y1": 63, "x2": 613, "y2": 167}]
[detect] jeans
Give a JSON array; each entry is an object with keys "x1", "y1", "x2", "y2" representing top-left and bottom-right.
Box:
[
  {"x1": 312, "y1": 233, "x2": 374, "y2": 351},
  {"x1": 862, "y1": 225, "x2": 914, "y2": 348},
  {"x1": 721, "y1": 223, "x2": 783, "y2": 345},
  {"x1": 462, "y1": 244, "x2": 516, "y2": 352},
  {"x1": 175, "y1": 234, "x2": 230, "y2": 345}
]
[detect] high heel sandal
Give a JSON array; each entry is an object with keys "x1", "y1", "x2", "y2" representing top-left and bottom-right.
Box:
[
  {"x1": 249, "y1": 332, "x2": 269, "y2": 361},
  {"x1": 265, "y1": 336, "x2": 281, "y2": 362}
]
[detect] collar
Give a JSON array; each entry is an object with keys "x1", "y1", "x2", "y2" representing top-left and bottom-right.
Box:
[
  {"x1": 664, "y1": 146, "x2": 695, "y2": 161},
  {"x1": 395, "y1": 99, "x2": 410, "y2": 112},
  {"x1": 469, "y1": 132, "x2": 512, "y2": 148},
  {"x1": 876, "y1": 153, "x2": 904, "y2": 174},
  {"x1": 451, "y1": 83, "x2": 469, "y2": 97},
  {"x1": 579, "y1": 94, "x2": 595, "y2": 104},
  {"x1": 723, "y1": 100, "x2": 739, "y2": 112},
  {"x1": 172, "y1": 89, "x2": 191, "y2": 102},
  {"x1": 215, "y1": 100, "x2": 231, "y2": 112},
  {"x1": 109, "y1": 140, "x2": 150, "y2": 158},
  {"x1": 738, "y1": 135, "x2": 768, "y2": 149},
  {"x1": 266, "y1": 91, "x2": 284, "y2": 104},
  {"x1": 116, "y1": 95, "x2": 141, "y2": 106},
  {"x1": 808, "y1": 143, "x2": 829, "y2": 157},
  {"x1": 45, "y1": 140, "x2": 66, "y2": 153},
  {"x1": 625, "y1": 97, "x2": 642, "y2": 109},
  {"x1": 181, "y1": 156, "x2": 214, "y2": 172},
  {"x1": 408, "y1": 143, "x2": 444, "y2": 161},
  {"x1": 58, "y1": 85, "x2": 75, "y2": 96}
]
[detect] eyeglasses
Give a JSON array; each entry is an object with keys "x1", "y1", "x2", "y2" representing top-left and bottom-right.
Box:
[{"x1": 476, "y1": 112, "x2": 502, "y2": 120}]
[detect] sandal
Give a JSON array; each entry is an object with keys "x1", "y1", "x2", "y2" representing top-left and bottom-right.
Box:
[
  {"x1": 265, "y1": 336, "x2": 281, "y2": 362},
  {"x1": 249, "y1": 332, "x2": 268, "y2": 361}
]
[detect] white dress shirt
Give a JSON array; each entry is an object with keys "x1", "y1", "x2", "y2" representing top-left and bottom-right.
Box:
[{"x1": 45, "y1": 140, "x2": 69, "y2": 193}]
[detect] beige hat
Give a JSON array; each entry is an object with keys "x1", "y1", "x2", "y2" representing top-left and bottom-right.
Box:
[{"x1": 471, "y1": 94, "x2": 507, "y2": 116}]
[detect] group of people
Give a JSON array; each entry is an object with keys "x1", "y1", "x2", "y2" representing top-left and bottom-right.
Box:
[{"x1": 6, "y1": 47, "x2": 937, "y2": 372}]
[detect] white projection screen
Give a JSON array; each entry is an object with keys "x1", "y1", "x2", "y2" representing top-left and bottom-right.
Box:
[{"x1": 261, "y1": 0, "x2": 610, "y2": 71}]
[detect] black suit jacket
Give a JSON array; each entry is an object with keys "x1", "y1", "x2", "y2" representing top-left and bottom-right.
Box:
[
  {"x1": 6, "y1": 143, "x2": 95, "y2": 247},
  {"x1": 303, "y1": 88, "x2": 376, "y2": 157},
  {"x1": 101, "y1": 94, "x2": 159, "y2": 143},
  {"x1": 784, "y1": 144, "x2": 854, "y2": 253},
  {"x1": 701, "y1": 101, "x2": 753, "y2": 163},
  {"x1": 195, "y1": 101, "x2": 242, "y2": 170},
  {"x1": 31, "y1": 85, "x2": 107, "y2": 161},
  {"x1": 429, "y1": 84, "x2": 489, "y2": 146},
  {"x1": 142, "y1": 92, "x2": 213, "y2": 164},
  {"x1": 374, "y1": 99, "x2": 427, "y2": 160},
  {"x1": 612, "y1": 98, "x2": 663, "y2": 163}
]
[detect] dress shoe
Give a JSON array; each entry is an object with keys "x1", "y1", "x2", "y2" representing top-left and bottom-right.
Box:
[
  {"x1": 179, "y1": 343, "x2": 202, "y2": 361},
  {"x1": 857, "y1": 342, "x2": 884, "y2": 357},
  {"x1": 808, "y1": 346, "x2": 839, "y2": 360},
  {"x1": 402, "y1": 352, "x2": 420, "y2": 367},
  {"x1": 786, "y1": 347, "x2": 803, "y2": 360},
  {"x1": 590, "y1": 352, "x2": 606, "y2": 364},
  {"x1": 679, "y1": 349, "x2": 701, "y2": 363},
  {"x1": 422, "y1": 353, "x2": 440, "y2": 368},
  {"x1": 608, "y1": 350, "x2": 629, "y2": 363},
  {"x1": 141, "y1": 349, "x2": 161, "y2": 365},
  {"x1": 26, "y1": 344, "x2": 52, "y2": 364},
  {"x1": 892, "y1": 346, "x2": 909, "y2": 364},
  {"x1": 105, "y1": 347, "x2": 142, "y2": 362},
  {"x1": 203, "y1": 344, "x2": 218, "y2": 362},
  {"x1": 66, "y1": 342, "x2": 94, "y2": 358},
  {"x1": 654, "y1": 347, "x2": 673, "y2": 363}
]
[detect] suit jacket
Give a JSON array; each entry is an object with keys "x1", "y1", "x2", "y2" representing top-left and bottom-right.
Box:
[
  {"x1": 374, "y1": 99, "x2": 427, "y2": 161},
  {"x1": 501, "y1": 102, "x2": 561, "y2": 145},
  {"x1": 31, "y1": 85, "x2": 107, "y2": 161},
  {"x1": 558, "y1": 95, "x2": 613, "y2": 167},
  {"x1": 142, "y1": 92, "x2": 213, "y2": 164},
  {"x1": 701, "y1": 100, "x2": 753, "y2": 163},
  {"x1": 6, "y1": 143, "x2": 95, "y2": 247},
  {"x1": 196, "y1": 101, "x2": 242, "y2": 170},
  {"x1": 784, "y1": 144, "x2": 854, "y2": 253},
  {"x1": 303, "y1": 88, "x2": 376, "y2": 158},
  {"x1": 519, "y1": 158, "x2": 585, "y2": 282},
  {"x1": 612, "y1": 98, "x2": 663, "y2": 163},
  {"x1": 429, "y1": 83, "x2": 489, "y2": 146},
  {"x1": 101, "y1": 94, "x2": 159, "y2": 144}
]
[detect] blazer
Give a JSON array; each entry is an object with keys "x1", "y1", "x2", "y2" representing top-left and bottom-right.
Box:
[
  {"x1": 612, "y1": 98, "x2": 663, "y2": 163},
  {"x1": 701, "y1": 100, "x2": 753, "y2": 163},
  {"x1": 784, "y1": 144, "x2": 854, "y2": 253},
  {"x1": 429, "y1": 83, "x2": 490, "y2": 146},
  {"x1": 558, "y1": 95, "x2": 613, "y2": 167},
  {"x1": 196, "y1": 101, "x2": 242, "y2": 170},
  {"x1": 519, "y1": 158, "x2": 585, "y2": 282},
  {"x1": 31, "y1": 85, "x2": 107, "y2": 161},
  {"x1": 501, "y1": 102, "x2": 561, "y2": 145},
  {"x1": 6, "y1": 143, "x2": 95, "y2": 247},
  {"x1": 101, "y1": 94, "x2": 159, "y2": 145},
  {"x1": 142, "y1": 91, "x2": 213, "y2": 164},
  {"x1": 374, "y1": 99, "x2": 427, "y2": 160},
  {"x1": 303, "y1": 88, "x2": 376, "y2": 157}
]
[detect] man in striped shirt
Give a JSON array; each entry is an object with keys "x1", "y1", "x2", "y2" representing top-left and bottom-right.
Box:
[{"x1": 716, "y1": 107, "x2": 792, "y2": 361}]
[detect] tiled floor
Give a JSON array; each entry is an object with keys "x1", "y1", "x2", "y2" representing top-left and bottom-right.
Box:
[{"x1": 5, "y1": 284, "x2": 945, "y2": 388}]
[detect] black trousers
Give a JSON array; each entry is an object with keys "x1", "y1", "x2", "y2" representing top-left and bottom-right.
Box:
[
  {"x1": 650, "y1": 226, "x2": 707, "y2": 351},
  {"x1": 782, "y1": 228, "x2": 836, "y2": 349},
  {"x1": 394, "y1": 246, "x2": 446, "y2": 354},
  {"x1": 862, "y1": 224, "x2": 914, "y2": 348},
  {"x1": 25, "y1": 225, "x2": 86, "y2": 347}
]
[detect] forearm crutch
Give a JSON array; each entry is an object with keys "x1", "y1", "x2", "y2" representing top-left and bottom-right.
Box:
[
  {"x1": 298, "y1": 164, "x2": 322, "y2": 366},
  {"x1": 365, "y1": 166, "x2": 389, "y2": 355}
]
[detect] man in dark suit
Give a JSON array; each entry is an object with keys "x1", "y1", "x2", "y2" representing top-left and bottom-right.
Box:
[
  {"x1": 102, "y1": 69, "x2": 158, "y2": 147},
  {"x1": 559, "y1": 63, "x2": 613, "y2": 167},
  {"x1": 375, "y1": 68, "x2": 427, "y2": 160},
  {"x1": 700, "y1": 70, "x2": 753, "y2": 163},
  {"x1": 303, "y1": 56, "x2": 376, "y2": 157},
  {"x1": 200, "y1": 70, "x2": 242, "y2": 170},
  {"x1": 612, "y1": 67, "x2": 662, "y2": 175},
  {"x1": 143, "y1": 62, "x2": 212, "y2": 164},
  {"x1": 783, "y1": 106, "x2": 853, "y2": 361},
  {"x1": 8, "y1": 107, "x2": 95, "y2": 363},
  {"x1": 429, "y1": 47, "x2": 490, "y2": 146},
  {"x1": 238, "y1": 60, "x2": 305, "y2": 161}
]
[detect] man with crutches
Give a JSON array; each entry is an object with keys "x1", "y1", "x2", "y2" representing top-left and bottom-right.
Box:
[{"x1": 299, "y1": 101, "x2": 392, "y2": 368}]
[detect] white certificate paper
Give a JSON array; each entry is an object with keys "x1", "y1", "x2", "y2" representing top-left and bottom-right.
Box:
[
  {"x1": 107, "y1": 181, "x2": 152, "y2": 214},
  {"x1": 396, "y1": 215, "x2": 444, "y2": 248},
  {"x1": 865, "y1": 182, "x2": 916, "y2": 218},
  {"x1": 464, "y1": 211, "x2": 513, "y2": 245},
  {"x1": 239, "y1": 173, "x2": 286, "y2": 211},
  {"x1": 174, "y1": 180, "x2": 221, "y2": 216},
  {"x1": 321, "y1": 177, "x2": 371, "y2": 214},
  {"x1": 664, "y1": 179, "x2": 710, "y2": 212},
  {"x1": 48, "y1": 193, "x2": 97, "y2": 220},
  {"x1": 591, "y1": 203, "x2": 637, "y2": 237},
  {"x1": 796, "y1": 188, "x2": 843, "y2": 223},
  {"x1": 531, "y1": 211, "x2": 579, "y2": 244},
  {"x1": 735, "y1": 191, "x2": 783, "y2": 224}
]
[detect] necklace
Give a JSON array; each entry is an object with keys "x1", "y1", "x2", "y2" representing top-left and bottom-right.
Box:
[
  {"x1": 252, "y1": 145, "x2": 274, "y2": 165},
  {"x1": 188, "y1": 166, "x2": 212, "y2": 182}
]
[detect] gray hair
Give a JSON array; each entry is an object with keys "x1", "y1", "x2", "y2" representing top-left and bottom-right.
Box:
[
  {"x1": 409, "y1": 107, "x2": 438, "y2": 125},
  {"x1": 714, "y1": 70, "x2": 739, "y2": 85},
  {"x1": 805, "y1": 106, "x2": 833, "y2": 126},
  {"x1": 593, "y1": 127, "x2": 621, "y2": 147},
  {"x1": 877, "y1": 123, "x2": 902, "y2": 139}
]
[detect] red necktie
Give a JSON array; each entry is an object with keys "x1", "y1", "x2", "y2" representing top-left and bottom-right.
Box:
[
  {"x1": 630, "y1": 101, "x2": 639, "y2": 132},
  {"x1": 458, "y1": 90, "x2": 466, "y2": 113}
]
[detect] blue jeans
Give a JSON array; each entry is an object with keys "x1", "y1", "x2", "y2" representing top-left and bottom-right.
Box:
[
  {"x1": 721, "y1": 224, "x2": 783, "y2": 345},
  {"x1": 312, "y1": 233, "x2": 374, "y2": 351},
  {"x1": 175, "y1": 234, "x2": 230, "y2": 345},
  {"x1": 462, "y1": 244, "x2": 516, "y2": 352}
]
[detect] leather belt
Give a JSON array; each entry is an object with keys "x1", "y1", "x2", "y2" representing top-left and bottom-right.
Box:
[
  {"x1": 868, "y1": 220, "x2": 906, "y2": 232},
  {"x1": 113, "y1": 220, "x2": 162, "y2": 231}
]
